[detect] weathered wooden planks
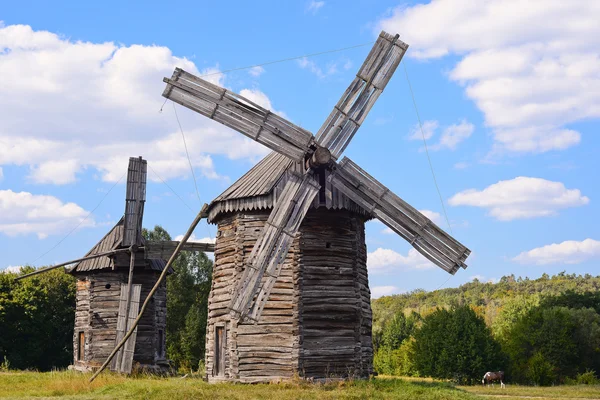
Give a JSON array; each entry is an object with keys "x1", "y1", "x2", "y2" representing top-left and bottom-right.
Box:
[
  {"x1": 315, "y1": 31, "x2": 408, "y2": 159},
  {"x1": 123, "y1": 157, "x2": 146, "y2": 247},
  {"x1": 205, "y1": 207, "x2": 372, "y2": 383},
  {"x1": 229, "y1": 172, "x2": 319, "y2": 322},
  {"x1": 163, "y1": 69, "x2": 314, "y2": 163},
  {"x1": 329, "y1": 157, "x2": 471, "y2": 274},
  {"x1": 72, "y1": 270, "x2": 167, "y2": 373},
  {"x1": 113, "y1": 284, "x2": 141, "y2": 373}
]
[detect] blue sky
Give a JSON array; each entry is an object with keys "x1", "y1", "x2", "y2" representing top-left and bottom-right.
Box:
[{"x1": 1, "y1": 0, "x2": 599, "y2": 297}]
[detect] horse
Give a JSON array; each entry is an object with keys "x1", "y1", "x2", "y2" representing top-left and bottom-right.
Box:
[{"x1": 482, "y1": 371, "x2": 505, "y2": 388}]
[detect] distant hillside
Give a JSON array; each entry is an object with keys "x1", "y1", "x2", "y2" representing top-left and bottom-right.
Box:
[{"x1": 372, "y1": 272, "x2": 600, "y2": 335}]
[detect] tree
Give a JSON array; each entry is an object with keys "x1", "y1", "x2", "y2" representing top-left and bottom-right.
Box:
[
  {"x1": 143, "y1": 226, "x2": 213, "y2": 371},
  {"x1": 503, "y1": 306, "x2": 579, "y2": 384},
  {"x1": 0, "y1": 267, "x2": 75, "y2": 370},
  {"x1": 411, "y1": 305, "x2": 505, "y2": 384}
]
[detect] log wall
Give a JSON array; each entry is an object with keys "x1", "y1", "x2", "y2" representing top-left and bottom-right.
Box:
[
  {"x1": 72, "y1": 270, "x2": 167, "y2": 371},
  {"x1": 206, "y1": 208, "x2": 372, "y2": 383}
]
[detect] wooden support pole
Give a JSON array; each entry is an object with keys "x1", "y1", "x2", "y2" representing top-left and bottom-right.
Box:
[
  {"x1": 14, "y1": 249, "x2": 131, "y2": 281},
  {"x1": 116, "y1": 244, "x2": 137, "y2": 372},
  {"x1": 89, "y1": 203, "x2": 209, "y2": 383}
]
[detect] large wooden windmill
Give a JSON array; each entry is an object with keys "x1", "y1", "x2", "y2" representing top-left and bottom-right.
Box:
[
  {"x1": 17, "y1": 156, "x2": 214, "y2": 374},
  {"x1": 162, "y1": 31, "x2": 471, "y2": 382}
]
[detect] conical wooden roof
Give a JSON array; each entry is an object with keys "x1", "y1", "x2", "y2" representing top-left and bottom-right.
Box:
[
  {"x1": 70, "y1": 217, "x2": 168, "y2": 273},
  {"x1": 206, "y1": 152, "x2": 370, "y2": 222}
]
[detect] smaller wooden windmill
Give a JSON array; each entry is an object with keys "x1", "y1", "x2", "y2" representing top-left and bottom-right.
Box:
[{"x1": 16, "y1": 156, "x2": 214, "y2": 374}]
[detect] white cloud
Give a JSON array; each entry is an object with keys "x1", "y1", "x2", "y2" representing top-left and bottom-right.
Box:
[
  {"x1": 1, "y1": 265, "x2": 23, "y2": 274},
  {"x1": 448, "y1": 176, "x2": 589, "y2": 221},
  {"x1": 367, "y1": 247, "x2": 434, "y2": 273},
  {"x1": 371, "y1": 285, "x2": 403, "y2": 298},
  {"x1": 377, "y1": 0, "x2": 600, "y2": 155},
  {"x1": 0, "y1": 167, "x2": 3, "y2": 181},
  {"x1": 454, "y1": 162, "x2": 469, "y2": 170},
  {"x1": 306, "y1": 1, "x2": 325, "y2": 14},
  {"x1": 248, "y1": 66, "x2": 265, "y2": 77},
  {"x1": 0, "y1": 24, "x2": 270, "y2": 185},
  {"x1": 174, "y1": 233, "x2": 216, "y2": 244},
  {"x1": 513, "y1": 238, "x2": 600, "y2": 265},
  {"x1": 469, "y1": 275, "x2": 499, "y2": 284},
  {"x1": 0, "y1": 189, "x2": 94, "y2": 238},
  {"x1": 296, "y1": 57, "x2": 340, "y2": 79},
  {"x1": 429, "y1": 120, "x2": 474, "y2": 151},
  {"x1": 408, "y1": 120, "x2": 438, "y2": 140}
]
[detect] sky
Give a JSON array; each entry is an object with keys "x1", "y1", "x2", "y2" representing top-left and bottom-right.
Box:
[{"x1": 1, "y1": 0, "x2": 599, "y2": 298}]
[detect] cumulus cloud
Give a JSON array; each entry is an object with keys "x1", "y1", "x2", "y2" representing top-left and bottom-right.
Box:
[
  {"x1": 448, "y1": 177, "x2": 589, "y2": 221},
  {"x1": 408, "y1": 120, "x2": 438, "y2": 140},
  {"x1": 174, "y1": 234, "x2": 215, "y2": 244},
  {"x1": 296, "y1": 57, "x2": 339, "y2": 79},
  {"x1": 0, "y1": 189, "x2": 94, "y2": 238},
  {"x1": 371, "y1": 285, "x2": 403, "y2": 298},
  {"x1": 0, "y1": 24, "x2": 270, "y2": 185},
  {"x1": 367, "y1": 247, "x2": 434, "y2": 273},
  {"x1": 513, "y1": 239, "x2": 600, "y2": 265},
  {"x1": 377, "y1": 0, "x2": 599, "y2": 155},
  {"x1": 429, "y1": 120, "x2": 474, "y2": 151},
  {"x1": 1, "y1": 266, "x2": 24, "y2": 274},
  {"x1": 248, "y1": 66, "x2": 265, "y2": 77}
]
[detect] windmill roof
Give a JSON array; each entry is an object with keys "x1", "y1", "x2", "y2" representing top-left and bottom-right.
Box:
[
  {"x1": 69, "y1": 217, "x2": 170, "y2": 274},
  {"x1": 206, "y1": 152, "x2": 370, "y2": 223}
]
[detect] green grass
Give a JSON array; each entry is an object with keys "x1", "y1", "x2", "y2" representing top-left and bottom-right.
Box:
[
  {"x1": 461, "y1": 383, "x2": 600, "y2": 399},
  {"x1": 1, "y1": 372, "x2": 598, "y2": 400},
  {"x1": 0, "y1": 371, "x2": 477, "y2": 399}
]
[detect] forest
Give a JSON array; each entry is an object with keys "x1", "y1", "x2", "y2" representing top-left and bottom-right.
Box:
[
  {"x1": 372, "y1": 272, "x2": 600, "y2": 385},
  {"x1": 1, "y1": 225, "x2": 599, "y2": 386}
]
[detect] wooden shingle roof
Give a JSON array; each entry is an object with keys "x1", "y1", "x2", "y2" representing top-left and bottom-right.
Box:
[
  {"x1": 70, "y1": 217, "x2": 169, "y2": 273},
  {"x1": 206, "y1": 152, "x2": 370, "y2": 222}
]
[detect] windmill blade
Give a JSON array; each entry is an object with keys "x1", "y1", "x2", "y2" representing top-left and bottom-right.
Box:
[
  {"x1": 123, "y1": 157, "x2": 147, "y2": 247},
  {"x1": 315, "y1": 31, "x2": 408, "y2": 160},
  {"x1": 144, "y1": 240, "x2": 215, "y2": 259},
  {"x1": 229, "y1": 171, "x2": 320, "y2": 322},
  {"x1": 163, "y1": 68, "x2": 314, "y2": 163},
  {"x1": 329, "y1": 157, "x2": 470, "y2": 274}
]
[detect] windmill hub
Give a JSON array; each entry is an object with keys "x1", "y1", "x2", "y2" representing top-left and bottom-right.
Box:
[{"x1": 307, "y1": 146, "x2": 332, "y2": 169}]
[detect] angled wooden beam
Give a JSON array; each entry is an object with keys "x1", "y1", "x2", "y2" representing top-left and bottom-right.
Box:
[{"x1": 13, "y1": 249, "x2": 130, "y2": 281}]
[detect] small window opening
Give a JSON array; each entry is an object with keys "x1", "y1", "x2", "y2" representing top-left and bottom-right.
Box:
[
  {"x1": 105, "y1": 283, "x2": 111, "y2": 289},
  {"x1": 325, "y1": 242, "x2": 331, "y2": 249},
  {"x1": 318, "y1": 169, "x2": 326, "y2": 204},
  {"x1": 77, "y1": 332, "x2": 85, "y2": 361},
  {"x1": 158, "y1": 330, "x2": 164, "y2": 358}
]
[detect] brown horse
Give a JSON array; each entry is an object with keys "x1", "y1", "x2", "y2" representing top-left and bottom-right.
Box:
[{"x1": 482, "y1": 371, "x2": 505, "y2": 388}]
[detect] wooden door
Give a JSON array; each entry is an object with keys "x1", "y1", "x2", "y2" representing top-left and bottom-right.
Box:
[{"x1": 214, "y1": 326, "x2": 226, "y2": 376}]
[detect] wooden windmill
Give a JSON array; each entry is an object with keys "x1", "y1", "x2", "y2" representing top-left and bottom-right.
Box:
[
  {"x1": 161, "y1": 31, "x2": 471, "y2": 382},
  {"x1": 16, "y1": 156, "x2": 214, "y2": 374}
]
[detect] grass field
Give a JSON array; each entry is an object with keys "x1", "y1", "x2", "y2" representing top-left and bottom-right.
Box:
[{"x1": 0, "y1": 371, "x2": 598, "y2": 400}]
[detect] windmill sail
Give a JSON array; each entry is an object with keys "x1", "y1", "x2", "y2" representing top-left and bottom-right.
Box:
[
  {"x1": 329, "y1": 157, "x2": 470, "y2": 274},
  {"x1": 123, "y1": 157, "x2": 147, "y2": 247}
]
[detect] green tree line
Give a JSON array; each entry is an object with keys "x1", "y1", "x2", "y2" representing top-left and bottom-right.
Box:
[
  {"x1": 372, "y1": 273, "x2": 600, "y2": 385},
  {"x1": 0, "y1": 225, "x2": 212, "y2": 373}
]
